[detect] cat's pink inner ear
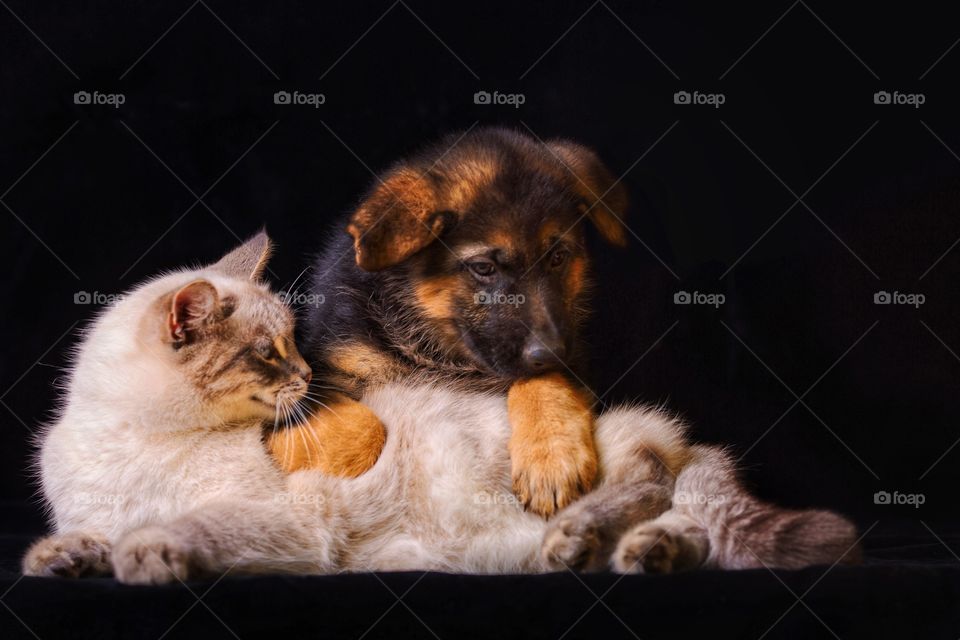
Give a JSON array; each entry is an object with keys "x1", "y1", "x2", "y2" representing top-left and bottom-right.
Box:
[{"x1": 168, "y1": 280, "x2": 220, "y2": 342}]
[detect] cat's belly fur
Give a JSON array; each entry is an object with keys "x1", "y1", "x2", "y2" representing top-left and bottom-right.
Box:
[
  {"x1": 44, "y1": 383, "x2": 682, "y2": 574},
  {"x1": 287, "y1": 383, "x2": 681, "y2": 573},
  {"x1": 288, "y1": 383, "x2": 548, "y2": 572},
  {"x1": 42, "y1": 416, "x2": 285, "y2": 542}
]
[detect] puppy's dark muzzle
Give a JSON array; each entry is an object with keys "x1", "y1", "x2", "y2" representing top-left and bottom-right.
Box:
[{"x1": 521, "y1": 334, "x2": 566, "y2": 372}]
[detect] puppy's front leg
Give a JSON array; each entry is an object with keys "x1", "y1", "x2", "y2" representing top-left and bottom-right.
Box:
[
  {"x1": 508, "y1": 372, "x2": 597, "y2": 518},
  {"x1": 267, "y1": 392, "x2": 386, "y2": 476}
]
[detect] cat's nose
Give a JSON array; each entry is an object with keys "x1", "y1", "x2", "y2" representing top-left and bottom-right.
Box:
[{"x1": 300, "y1": 369, "x2": 312, "y2": 384}]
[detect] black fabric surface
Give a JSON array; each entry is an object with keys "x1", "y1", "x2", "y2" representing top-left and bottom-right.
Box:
[
  {"x1": 3, "y1": 523, "x2": 960, "y2": 639},
  {"x1": 3, "y1": 1, "x2": 960, "y2": 637}
]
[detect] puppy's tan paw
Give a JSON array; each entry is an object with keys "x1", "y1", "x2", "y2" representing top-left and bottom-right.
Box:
[
  {"x1": 269, "y1": 395, "x2": 386, "y2": 477},
  {"x1": 508, "y1": 373, "x2": 597, "y2": 518},
  {"x1": 512, "y1": 445, "x2": 597, "y2": 518},
  {"x1": 113, "y1": 527, "x2": 194, "y2": 585},
  {"x1": 541, "y1": 509, "x2": 605, "y2": 571},
  {"x1": 22, "y1": 532, "x2": 112, "y2": 578}
]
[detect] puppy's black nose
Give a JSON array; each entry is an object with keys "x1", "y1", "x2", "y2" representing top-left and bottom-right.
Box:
[{"x1": 522, "y1": 337, "x2": 565, "y2": 371}]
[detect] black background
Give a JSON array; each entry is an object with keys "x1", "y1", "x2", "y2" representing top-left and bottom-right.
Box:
[{"x1": 1, "y1": 0, "x2": 959, "y2": 575}]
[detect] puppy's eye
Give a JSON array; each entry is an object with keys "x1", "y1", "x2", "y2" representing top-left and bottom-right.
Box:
[
  {"x1": 549, "y1": 247, "x2": 568, "y2": 268},
  {"x1": 467, "y1": 260, "x2": 496, "y2": 277}
]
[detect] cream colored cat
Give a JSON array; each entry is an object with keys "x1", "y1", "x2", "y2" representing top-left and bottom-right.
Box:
[
  {"x1": 23, "y1": 233, "x2": 336, "y2": 580},
  {"x1": 24, "y1": 234, "x2": 860, "y2": 583}
]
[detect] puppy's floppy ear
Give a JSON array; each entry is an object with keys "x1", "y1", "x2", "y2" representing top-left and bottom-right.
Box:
[
  {"x1": 547, "y1": 140, "x2": 629, "y2": 247},
  {"x1": 211, "y1": 230, "x2": 272, "y2": 281},
  {"x1": 347, "y1": 168, "x2": 457, "y2": 271}
]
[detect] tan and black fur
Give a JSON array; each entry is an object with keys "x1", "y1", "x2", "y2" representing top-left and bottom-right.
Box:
[
  {"x1": 22, "y1": 234, "x2": 861, "y2": 584},
  {"x1": 270, "y1": 127, "x2": 630, "y2": 515}
]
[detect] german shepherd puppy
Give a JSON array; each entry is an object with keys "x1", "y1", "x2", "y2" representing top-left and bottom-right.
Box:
[{"x1": 268, "y1": 127, "x2": 628, "y2": 516}]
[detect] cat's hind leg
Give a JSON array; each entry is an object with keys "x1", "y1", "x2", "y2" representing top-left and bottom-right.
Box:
[
  {"x1": 541, "y1": 447, "x2": 675, "y2": 571},
  {"x1": 22, "y1": 531, "x2": 112, "y2": 578},
  {"x1": 541, "y1": 479, "x2": 671, "y2": 571},
  {"x1": 540, "y1": 405, "x2": 689, "y2": 572},
  {"x1": 611, "y1": 511, "x2": 709, "y2": 574},
  {"x1": 612, "y1": 445, "x2": 860, "y2": 573}
]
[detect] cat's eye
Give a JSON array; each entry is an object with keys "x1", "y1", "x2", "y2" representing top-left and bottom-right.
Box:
[
  {"x1": 467, "y1": 259, "x2": 496, "y2": 278},
  {"x1": 256, "y1": 343, "x2": 280, "y2": 360}
]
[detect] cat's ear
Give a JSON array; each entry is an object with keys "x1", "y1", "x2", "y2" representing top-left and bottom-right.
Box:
[
  {"x1": 168, "y1": 280, "x2": 219, "y2": 344},
  {"x1": 546, "y1": 139, "x2": 629, "y2": 247},
  {"x1": 211, "y1": 230, "x2": 272, "y2": 281}
]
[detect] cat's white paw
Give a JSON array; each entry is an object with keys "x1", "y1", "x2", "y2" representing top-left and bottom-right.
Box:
[
  {"x1": 22, "y1": 532, "x2": 112, "y2": 578},
  {"x1": 113, "y1": 527, "x2": 194, "y2": 585},
  {"x1": 541, "y1": 510, "x2": 605, "y2": 571}
]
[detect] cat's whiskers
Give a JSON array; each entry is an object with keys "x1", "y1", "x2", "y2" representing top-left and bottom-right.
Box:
[
  {"x1": 300, "y1": 391, "x2": 338, "y2": 403},
  {"x1": 281, "y1": 402, "x2": 299, "y2": 469},
  {"x1": 303, "y1": 383, "x2": 342, "y2": 393},
  {"x1": 278, "y1": 264, "x2": 315, "y2": 323},
  {"x1": 277, "y1": 390, "x2": 320, "y2": 467},
  {"x1": 285, "y1": 264, "x2": 312, "y2": 299},
  {"x1": 271, "y1": 403, "x2": 290, "y2": 470},
  {"x1": 297, "y1": 395, "x2": 343, "y2": 423},
  {"x1": 291, "y1": 406, "x2": 315, "y2": 466},
  {"x1": 289, "y1": 401, "x2": 327, "y2": 460}
]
